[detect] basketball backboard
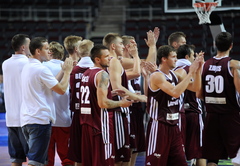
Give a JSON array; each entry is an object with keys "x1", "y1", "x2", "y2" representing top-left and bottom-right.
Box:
[{"x1": 164, "y1": 0, "x2": 240, "y2": 13}]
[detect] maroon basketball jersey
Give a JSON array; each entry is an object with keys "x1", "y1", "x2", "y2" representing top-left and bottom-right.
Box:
[
  {"x1": 79, "y1": 67, "x2": 112, "y2": 131},
  {"x1": 130, "y1": 77, "x2": 142, "y2": 110},
  {"x1": 70, "y1": 66, "x2": 89, "y2": 112},
  {"x1": 107, "y1": 65, "x2": 130, "y2": 150},
  {"x1": 107, "y1": 66, "x2": 129, "y2": 113},
  {"x1": 202, "y1": 56, "x2": 240, "y2": 113},
  {"x1": 147, "y1": 70, "x2": 180, "y2": 125},
  {"x1": 182, "y1": 65, "x2": 203, "y2": 114}
]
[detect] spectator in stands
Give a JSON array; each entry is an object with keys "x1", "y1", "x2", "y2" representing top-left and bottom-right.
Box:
[
  {"x1": 43, "y1": 41, "x2": 74, "y2": 166},
  {"x1": 103, "y1": 33, "x2": 147, "y2": 166},
  {"x1": 2, "y1": 34, "x2": 30, "y2": 166},
  {"x1": 68, "y1": 39, "x2": 94, "y2": 166},
  {"x1": 168, "y1": 31, "x2": 186, "y2": 49},
  {"x1": 63, "y1": 35, "x2": 82, "y2": 66},
  {"x1": 20, "y1": 37, "x2": 73, "y2": 166}
]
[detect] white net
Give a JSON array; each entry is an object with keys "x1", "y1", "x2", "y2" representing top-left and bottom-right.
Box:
[{"x1": 193, "y1": 2, "x2": 218, "y2": 24}]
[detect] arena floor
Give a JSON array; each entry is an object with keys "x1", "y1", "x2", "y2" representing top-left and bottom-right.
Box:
[{"x1": 0, "y1": 113, "x2": 233, "y2": 166}]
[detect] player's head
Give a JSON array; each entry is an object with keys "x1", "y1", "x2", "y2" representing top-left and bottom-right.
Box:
[
  {"x1": 122, "y1": 35, "x2": 135, "y2": 46},
  {"x1": 49, "y1": 41, "x2": 65, "y2": 60},
  {"x1": 63, "y1": 35, "x2": 82, "y2": 55},
  {"x1": 11, "y1": 34, "x2": 31, "y2": 56},
  {"x1": 90, "y1": 44, "x2": 110, "y2": 68},
  {"x1": 122, "y1": 35, "x2": 136, "y2": 58},
  {"x1": 30, "y1": 37, "x2": 50, "y2": 62},
  {"x1": 177, "y1": 44, "x2": 196, "y2": 63},
  {"x1": 215, "y1": 32, "x2": 233, "y2": 52},
  {"x1": 103, "y1": 33, "x2": 124, "y2": 57},
  {"x1": 168, "y1": 32, "x2": 186, "y2": 49},
  {"x1": 79, "y1": 39, "x2": 94, "y2": 57},
  {"x1": 157, "y1": 45, "x2": 176, "y2": 67}
]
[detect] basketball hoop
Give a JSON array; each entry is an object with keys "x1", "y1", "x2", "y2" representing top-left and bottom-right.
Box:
[{"x1": 193, "y1": 2, "x2": 218, "y2": 24}]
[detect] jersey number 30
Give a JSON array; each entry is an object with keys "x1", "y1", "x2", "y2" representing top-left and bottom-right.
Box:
[{"x1": 205, "y1": 75, "x2": 224, "y2": 93}]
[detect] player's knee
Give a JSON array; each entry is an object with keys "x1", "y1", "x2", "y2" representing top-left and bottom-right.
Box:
[{"x1": 207, "y1": 159, "x2": 218, "y2": 166}]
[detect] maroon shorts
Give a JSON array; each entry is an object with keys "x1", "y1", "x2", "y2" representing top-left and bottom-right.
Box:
[
  {"x1": 81, "y1": 124, "x2": 115, "y2": 166},
  {"x1": 129, "y1": 105, "x2": 146, "y2": 152},
  {"x1": 47, "y1": 127, "x2": 74, "y2": 166},
  {"x1": 146, "y1": 119, "x2": 188, "y2": 166},
  {"x1": 202, "y1": 112, "x2": 240, "y2": 160},
  {"x1": 67, "y1": 112, "x2": 82, "y2": 163},
  {"x1": 114, "y1": 112, "x2": 131, "y2": 162},
  {"x1": 179, "y1": 112, "x2": 186, "y2": 146},
  {"x1": 185, "y1": 112, "x2": 203, "y2": 160}
]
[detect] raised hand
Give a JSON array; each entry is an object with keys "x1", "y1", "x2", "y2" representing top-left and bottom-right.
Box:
[
  {"x1": 62, "y1": 58, "x2": 74, "y2": 73},
  {"x1": 126, "y1": 40, "x2": 138, "y2": 58}
]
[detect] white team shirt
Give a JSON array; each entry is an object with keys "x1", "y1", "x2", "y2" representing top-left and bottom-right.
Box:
[
  {"x1": 20, "y1": 58, "x2": 58, "y2": 126},
  {"x1": 176, "y1": 59, "x2": 191, "y2": 67},
  {"x1": 2, "y1": 54, "x2": 29, "y2": 127},
  {"x1": 43, "y1": 59, "x2": 71, "y2": 127}
]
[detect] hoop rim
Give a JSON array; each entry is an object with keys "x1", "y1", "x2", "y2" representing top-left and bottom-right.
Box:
[{"x1": 193, "y1": 2, "x2": 218, "y2": 8}]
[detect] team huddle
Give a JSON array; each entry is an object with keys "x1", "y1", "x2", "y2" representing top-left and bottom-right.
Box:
[{"x1": 3, "y1": 27, "x2": 240, "y2": 166}]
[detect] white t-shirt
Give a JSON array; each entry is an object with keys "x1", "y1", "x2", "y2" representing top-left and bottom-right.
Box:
[
  {"x1": 43, "y1": 59, "x2": 71, "y2": 127},
  {"x1": 20, "y1": 58, "x2": 58, "y2": 127},
  {"x1": 2, "y1": 54, "x2": 29, "y2": 127}
]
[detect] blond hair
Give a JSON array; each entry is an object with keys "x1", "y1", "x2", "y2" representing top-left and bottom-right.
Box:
[
  {"x1": 63, "y1": 35, "x2": 82, "y2": 54},
  {"x1": 102, "y1": 33, "x2": 121, "y2": 49},
  {"x1": 79, "y1": 39, "x2": 94, "y2": 57},
  {"x1": 49, "y1": 41, "x2": 64, "y2": 60},
  {"x1": 122, "y1": 35, "x2": 135, "y2": 46}
]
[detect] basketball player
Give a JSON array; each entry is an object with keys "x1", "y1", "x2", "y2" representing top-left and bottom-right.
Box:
[
  {"x1": 122, "y1": 35, "x2": 145, "y2": 166},
  {"x1": 63, "y1": 35, "x2": 82, "y2": 65},
  {"x1": 145, "y1": 45, "x2": 203, "y2": 166},
  {"x1": 68, "y1": 39, "x2": 94, "y2": 166},
  {"x1": 197, "y1": 32, "x2": 240, "y2": 166},
  {"x1": 175, "y1": 44, "x2": 206, "y2": 166},
  {"x1": 79, "y1": 44, "x2": 133, "y2": 166},
  {"x1": 103, "y1": 33, "x2": 147, "y2": 166},
  {"x1": 168, "y1": 31, "x2": 187, "y2": 49}
]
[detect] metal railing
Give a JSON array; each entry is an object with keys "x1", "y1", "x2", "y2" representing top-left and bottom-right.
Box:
[{"x1": 0, "y1": 7, "x2": 93, "y2": 22}]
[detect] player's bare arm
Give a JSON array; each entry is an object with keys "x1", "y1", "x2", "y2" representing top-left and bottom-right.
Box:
[
  {"x1": 142, "y1": 61, "x2": 157, "y2": 96},
  {"x1": 97, "y1": 70, "x2": 133, "y2": 109},
  {"x1": 230, "y1": 60, "x2": 240, "y2": 93},
  {"x1": 125, "y1": 40, "x2": 141, "y2": 80},
  {"x1": 121, "y1": 58, "x2": 134, "y2": 70},
  {"x1": 109, "y1": 57, "x2": 147, "y2": 102},
  {"x1": 145, "y1": 27, "x2": 160, "y2": 64},
  {"x1": 151, "y1": 68, "x2": 195, "y2": 98},
  {"x1": 175, "y1": 56, "x2": 202, "y2": 92}
]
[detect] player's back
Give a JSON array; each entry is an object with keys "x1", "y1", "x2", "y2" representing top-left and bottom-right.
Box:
[
  {"x1": 70, "y1": 66, "x2": 90, "y2": 112},
  {"x1": 80, "y1": 67, "x2": 107, "y2": 131},
  {"x1": 202, "y1": 56, "x2": 240, "y2": 113}
]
